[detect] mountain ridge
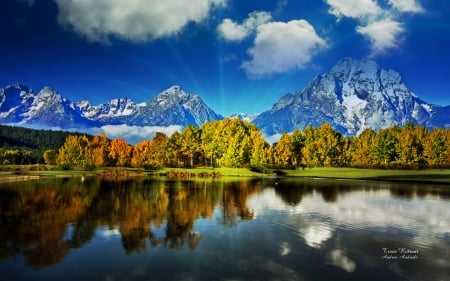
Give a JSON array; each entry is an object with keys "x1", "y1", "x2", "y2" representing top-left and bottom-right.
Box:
[
  {"x1": 1, "y1": 58, "x2": 449, "y2": 140},
  {"x1": 0, "y1": 84, "x2": 222, "y2": 130}
]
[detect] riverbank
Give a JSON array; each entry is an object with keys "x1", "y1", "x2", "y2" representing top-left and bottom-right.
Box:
[
  {"x1": 283, "y1": 167, "x2": 450, "y2": 184},
  {"x1": 1, "y1": 166, "x2": 450, "y2": 184}
]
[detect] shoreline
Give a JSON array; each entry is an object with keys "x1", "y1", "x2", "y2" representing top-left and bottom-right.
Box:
[{"x1": 1, "y1": 167, "x2": 450, "y2": 185}]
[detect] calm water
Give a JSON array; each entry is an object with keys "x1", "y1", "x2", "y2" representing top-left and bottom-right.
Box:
[{"x1": 0, "y1": 177, "x2": 448, "y2": 281}]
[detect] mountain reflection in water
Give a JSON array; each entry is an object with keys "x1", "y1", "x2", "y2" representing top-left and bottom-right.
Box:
[{"x1": 0, "y1": 177, "x2": 448, "y2": 281}]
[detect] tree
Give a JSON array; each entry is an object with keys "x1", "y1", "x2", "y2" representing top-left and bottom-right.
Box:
[
  {"x1": 291, "y1": 130, "x2": 305, "y2": 167},
  {"x1": 350, "y1": 129, "x2": 377, "y2": 168},
  {"x1": 397, "y1": 124, "x2": 427, "y2": 168},
  {"x1": 166, "y1": 131, "x2": 183, "y2": 167},
  {"x1": 132, "y1": 133, "x2": 169, "y2": 169},
  {"x1": 272, "y1": 133, "x2": 294, "y2": 168},
  {"x1": 90, "y1": 132, "x2": 110, "y2": 167},
  {"x1": 375, "y1": 128, "x2": 400, "y2": 166},
  {"x1": 56, "y1": 135, "x2": 94, "y2": 169},
  {"x1": 43, "y1": 149, "x2": 57, "y2": 165},
  {"x1": 249, "y1": 129, "x2": 269, "y2": 168},
  {"x1": 180, "y1": 126, "x2": 201, "y2": 168},
  {"x1": 424, "y1": 128, "x2": 448, "y2": 167},
  {"x1": 109, "y1": 138, "x2": 132, "y2": 167}
]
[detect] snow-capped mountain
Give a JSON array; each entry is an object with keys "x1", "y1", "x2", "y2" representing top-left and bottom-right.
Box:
[
  {"x1": 229, "y1": 113, "x2": 259, "y2": 123},
  {"x1": 254, "y1": 58, "x2": 450, "y2": 136},
  {"x1": 128, "y1": 86, "x2": 223, "y2": 127},
  {"x1": 0, "y1": 84, "x2": 95, "y2": 128},
  {"x1": 2, "y1": 58, "x2": 450, "y2": 138},
  {"x1": 0, "y1": 84, "x2": 222, "y2": 129}
]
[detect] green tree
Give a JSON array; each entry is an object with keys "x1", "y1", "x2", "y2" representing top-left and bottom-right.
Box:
[{"x1": 375, "y1": 128, "x2": 400, "y2": 166}]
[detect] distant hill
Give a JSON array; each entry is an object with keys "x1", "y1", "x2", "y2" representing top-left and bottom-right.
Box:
[{"x1": 0, "y1": 125, "x2": 93, "y2": 163}]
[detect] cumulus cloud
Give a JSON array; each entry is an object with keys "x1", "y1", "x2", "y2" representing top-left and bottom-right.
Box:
[
  {"x1": 54, "y1": 0, "x2": 226, "y2": 42},
  {"x1": 218, "y1": 11, "x2": 272, "y2": 42},
  {"x1": 241, "y1": 20, "x2": 326, "y2": 77},
  {"x1": 325, "y1": 0, "x2": 425, "y2": 56},
  {"x1": 388, "y1": 0, "x2": 425, "y2": 13},
  {"x1": 326, "y1": 0, "x2": 381, "y2": 19},
  {"x1": 356, "y1": 19, "x2": 404, "y2": 56}
]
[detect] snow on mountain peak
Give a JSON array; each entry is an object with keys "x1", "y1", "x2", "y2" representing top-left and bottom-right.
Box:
[{"x1": 254, "y1": 58, "x2": 444, "y2": 136}]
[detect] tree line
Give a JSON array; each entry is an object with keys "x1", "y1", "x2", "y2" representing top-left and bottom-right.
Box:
[
  {"x1": 0, "y1": 125, "x2": 91, "y2": 165},
  {"x1": 50, "y1": 119, "x2": 450, "y2": 170}
]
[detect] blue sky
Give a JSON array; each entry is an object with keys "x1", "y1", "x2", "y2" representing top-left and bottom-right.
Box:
[{"x1": 1, "y1": 0, "x2": 449, "y2": 116}]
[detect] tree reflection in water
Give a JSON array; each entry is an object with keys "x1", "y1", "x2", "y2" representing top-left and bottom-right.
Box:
[
  {"x1": 0, "y1": 177, "x2": 261, "y2": 267},
  {"x1": 0, "y1": 176, "x2": 448, "y2": 269}
]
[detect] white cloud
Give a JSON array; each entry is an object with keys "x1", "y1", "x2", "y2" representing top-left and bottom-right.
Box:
[
  {"x1": 356, "y1": 19, "x2": 404, "y2": 56},
  {"x1": 99, "y1": 124, "x2": 182, "y2": 144},
  {"x1": 388, "y1": 0, "x2": 424, "y2": 13},
  {"x1": 325, "y1": 0, "x2": 425, "y2": 56},
  {"x1": 218, "y1": 11, "x2": 272, "y2": 42},
  {"x1": 54, "y1": 0, "x2": 226, "y2": 42},
  {"x1": 274, "y1": 0, "x2": 289, "y2": 15},
  {"x1": 325, "y1": 0, "x2": 381, "y2": 19},
  {"x1": 241, "y1": 20, "x2": 326, "y2": 77},
  {"x1": 218, "y1": 19, "x2": 249, "y2": 42}
]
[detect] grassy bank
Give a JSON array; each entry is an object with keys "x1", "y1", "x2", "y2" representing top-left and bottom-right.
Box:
[
  {"x1": 284, "y1": 167, "x2": 450, "y2": 183},
  {"x1": 1, "y1": 165, "x2": 450, "y2": 184}
]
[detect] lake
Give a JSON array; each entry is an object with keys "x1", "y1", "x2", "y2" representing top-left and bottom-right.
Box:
[{"x1": 0, "y1": 176, "x2": 448, "y2": 281}]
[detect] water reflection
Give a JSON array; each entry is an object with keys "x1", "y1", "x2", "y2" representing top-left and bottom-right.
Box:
[
  {"x1": 0, "y1": 177, "x2": 448, "y2": 281},
  {"x1": 0, "y1": 177, "x2": 263, "y2": 268}
]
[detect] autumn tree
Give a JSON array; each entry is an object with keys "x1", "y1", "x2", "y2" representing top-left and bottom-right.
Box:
[
  {"x1": 166, "y1": 131, "x2": 183, "y2": 167},
  {"x1": 56, "y1": 135, "x2": 94, "y2": 169},
  {"x1": 397, "y1": 123, "x2": 427, "y2": 168},
  {"x1": 109, "y1": 138, "x2": 132, "y2": 167},
  {"x1": 349, "y1": 129, "x2": 377, "y2": 168},
  {"x1": 90, "y1": 132, "x2": 110, "y2": 167},
  {"x1": 131, "y1": 132, "x2": 169, "y2": 169},
  {"x1": 423, "y1": 128, "x2": 449, "y2": 168},
  {"x1": 180, "y1": 126, "x2": 201, "y2": 168},
  {"x1": 271, "y1": 133, "x2": 294, "y2": 168},
  {"x1": 43, "y1": 149, "x2": 57, "y2": 165}
]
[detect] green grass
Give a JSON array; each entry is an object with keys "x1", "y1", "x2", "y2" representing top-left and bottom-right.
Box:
[
  {"x1": 284, "y1": 167, "x2": 450, "y2": 183},
  {"x1": 2, "y1": 165, "x2": 450, "y2": 184}
]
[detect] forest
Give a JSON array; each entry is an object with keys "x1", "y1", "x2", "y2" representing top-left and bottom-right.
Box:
[
  {"x1": 1, "y1": 118, "x2": 450, "y2": 170},
  {"x1": 0, "y1": 125, "x2": 91, "y2": 165}
]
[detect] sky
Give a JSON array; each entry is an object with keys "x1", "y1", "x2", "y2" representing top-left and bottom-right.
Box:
[{"x1": 1, "y1": 0, "x2": 449, "y2": 117}]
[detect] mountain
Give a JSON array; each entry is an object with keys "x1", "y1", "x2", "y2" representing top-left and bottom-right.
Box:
[
  {"x1": 229, "y1": 113, "x2": 259, "y2": 123},
  {"x1": 0, "y1": 84, "x2": 222, "y2": 129},
  {"x1": 0, "y1": 84, "x2": 96, "y2": 128},
  {"x1": 2, "y1": 58, "x2": 450, "y2": 139},
  {"x1": 253, "y1": 58, "x2": 450, "y2": 136},
  {"x1": 127, "y1": 86, "x2": 223, "y2": 127}
]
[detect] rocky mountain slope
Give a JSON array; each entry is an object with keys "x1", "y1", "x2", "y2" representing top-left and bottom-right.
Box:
[
  {"x1": 253, "y1": 58, "x2": 450, "y2": 135},
  {"x1": 1, "y1": 58, "x2": 449, "y2": 137},
  {"x1": 0, "y1": 85, "x2": 222, "y2": 129}
]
